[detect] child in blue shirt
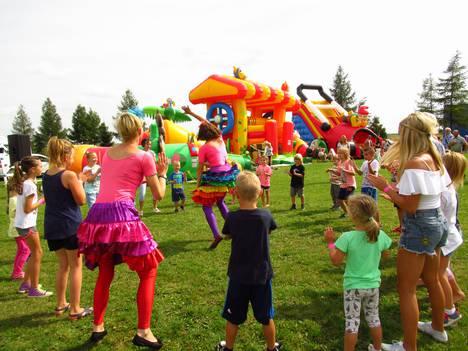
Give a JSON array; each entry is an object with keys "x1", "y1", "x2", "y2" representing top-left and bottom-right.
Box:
[
  {"x1": 168, "y1": 160, "x2": 186, "y2": 212},
  {"x1": 216, "y1": 171, "x2": 281, "y2": 351}
]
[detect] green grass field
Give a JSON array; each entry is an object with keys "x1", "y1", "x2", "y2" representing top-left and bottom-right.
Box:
[{"x1": 0, "y1": 161, "x2": 466, "y2": 351}]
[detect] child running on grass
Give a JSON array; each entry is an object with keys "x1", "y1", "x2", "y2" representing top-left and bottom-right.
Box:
[
  {"x1": 256, "y1": 155, "x2": 272, "y2": 207},
  {"x1": 337, "y1": 147, "x2": 356, "y2": 217},
  {"x1": 288, "y1": 153, "x2": 305, "y2": 210},
  {"x1": 11, "y1": 156, "x2": 51, "y2": 297},
  {"x1": 7, "y1": 180, "x2": 29, "y2": 280},
  {"x1": 216, "y1": 171, "x2": 281, "y2": 351},
  {"x1": 324, "y1": 194, "x2": 392, "y2": 351},
  {"x1": 43, "y1": 137, "x2": 93, "y2": 319},
  {"x1": 168, "y1": 160, "x2": 186, "y2": 212}
]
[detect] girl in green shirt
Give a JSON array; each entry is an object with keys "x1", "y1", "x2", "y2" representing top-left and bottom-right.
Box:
[{"x1": 324, "y1": 194, "x2": 392, "y2": 351}]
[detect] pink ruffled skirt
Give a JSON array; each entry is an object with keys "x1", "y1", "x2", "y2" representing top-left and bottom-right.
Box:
[{"x1": 78, "y1": 201, "x2": 164, "y2": 270}]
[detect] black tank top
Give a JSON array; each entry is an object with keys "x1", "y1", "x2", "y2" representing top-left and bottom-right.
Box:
[{"x1": 42, "y1": 170, "x2": 82, "y2": 240}]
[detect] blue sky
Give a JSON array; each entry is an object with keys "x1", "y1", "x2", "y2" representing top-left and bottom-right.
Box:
[{"x1": 1, "y1": 0, "x2": 467, "y2": 136}]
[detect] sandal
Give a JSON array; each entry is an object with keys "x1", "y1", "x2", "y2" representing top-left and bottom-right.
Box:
[
  {"x1": 54, "y1": 303, "x2": 70, "y2": 316},
  {"x1": 69, "y1": 307, "x2": 94, "y2": 320}
]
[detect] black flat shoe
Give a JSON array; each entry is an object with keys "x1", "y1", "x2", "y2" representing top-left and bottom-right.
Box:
[
  {"x1": 132, "y1": 334, "x2": 163, "y2": 349},
  {"x1": 89, "y1": 330, "x2": 107, "y2": 342}
]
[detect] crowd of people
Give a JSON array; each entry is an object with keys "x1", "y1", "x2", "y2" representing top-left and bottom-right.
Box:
[{"x1": 4, "y1": 110, "x2": 466, "y2": 351}]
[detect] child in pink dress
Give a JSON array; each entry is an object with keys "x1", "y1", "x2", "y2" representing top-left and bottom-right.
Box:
[
  {"x1": 337, "y1": 147, "x2": 356, "y2": 217},
  {"x1": 256, "y1": 156, "x2": 272, "y2": 207},
  {"x1": 78, "y1": 112, "x2": 168, "y2": 349},
  {"x1": 182, "y1": 105, "x2": 239, "y2": 249}
]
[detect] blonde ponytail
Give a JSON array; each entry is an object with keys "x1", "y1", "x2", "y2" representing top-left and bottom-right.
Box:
[{"x1": 347, "y1": 194, "x2": 380, "y2": 242}]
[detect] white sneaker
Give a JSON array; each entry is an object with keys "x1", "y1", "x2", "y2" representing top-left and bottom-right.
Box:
[
  {"x1": 381, "y1": 341, "x2": 405, "y2": 351},
  {"x1": 153, "y1": 207, "x2": 161, "y2": 213},
  {"x1": 368, "y1": 344, "x2": 381, "y2": 351},
  {"x1": 417, "y1": 321, "x2": 448, "y2": 342}
]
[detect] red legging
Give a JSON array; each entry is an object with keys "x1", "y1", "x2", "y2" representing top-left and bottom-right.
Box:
[{"x1": 93, "y1": 253, "x2": 158, "y2": 329}]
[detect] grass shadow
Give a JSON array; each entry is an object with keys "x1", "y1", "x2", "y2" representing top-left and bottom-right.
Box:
[
  {"x1": 158, "y1": 239, "x2": 209, "y2": 258},
  {"x1": 0, "y1": 311, "x2": 62, "y2": 331},
  {"x1": 63, "y1": 340, "x2": 101, "y2": 351}
]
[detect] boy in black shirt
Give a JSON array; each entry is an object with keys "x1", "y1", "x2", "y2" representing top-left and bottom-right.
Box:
[
  {"x1": 288, "y1": 153, "x2": 305, "y2": 210},
  {"x1": 216, "y1": 171, "x2": 281, "y2": 351}
]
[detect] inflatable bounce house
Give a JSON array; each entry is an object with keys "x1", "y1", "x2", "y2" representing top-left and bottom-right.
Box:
[
  {"x1": 188, "y1": 68, "x2": 380, "y2": 161},
  {"x1": 69, "y1": 100, "x2": 200, "y2": 177},
  {"x1": 292, "y1": 85, "x2": 380, "y2": 157},
  {"x1": 188, "y1": 68, "x2": 307, "y2": 162}
]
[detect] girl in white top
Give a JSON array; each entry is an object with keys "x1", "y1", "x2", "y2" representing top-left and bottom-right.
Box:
[
  {"x1": 438, "y1": 151, "x2": 466, "y2": 326},
  {"x1": 11, "y1": 156, "x2": 51, "y2": 297},
  {"x1": 369, "y1": 112, "x2": 450, "y2": 351}
]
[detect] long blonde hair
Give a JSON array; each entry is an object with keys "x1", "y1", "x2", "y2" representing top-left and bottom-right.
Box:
[
  {"x1": 381, "y1": 112, "x2": 443, "y2": 176},
  {"x1": 443, "y1": 151, "x2": 467, "y2": 189},
  {"x1": 347, "y1": 194, "x2": 380, "y2": 242}
]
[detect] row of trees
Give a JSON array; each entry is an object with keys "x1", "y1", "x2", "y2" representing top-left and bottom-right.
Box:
[
  {"x1": 330, "y1": 51, "x2": 468, "y2": 137},
  {"x1": 11, "y1": 90, "x2": 139, "y2": 153},
  {"x1": 416, "y1": 51, "x2": 468, "y2": 128}
]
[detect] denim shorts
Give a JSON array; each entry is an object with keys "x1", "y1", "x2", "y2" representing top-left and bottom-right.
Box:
[
  {"x1": 400, "y1": 208, "x2": 448, "y2": 255},
  {"x1": 361, "y1": 187, "x2": 377, "y2": 201},
  {"x1": 16, "y1": 227, "x2": 38, "y2": 238}
]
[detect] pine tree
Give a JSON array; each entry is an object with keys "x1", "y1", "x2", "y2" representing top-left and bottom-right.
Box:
[
  {"x1": 330, "y1": 65, "x2": 356, "y2": 110},
  {"x1": 98, "y1": 122, "x2": 114, "y2": 146},
  {"x1": 436, "y1": 51, "x2": 468, "y2": 128},
  {"x1": 117, "y1": 89, "x2": 139, "y2": 113},
  {"x1": 33, "y1": 98, "x2": 66, "y2": 153},
  {"x1": 11, "y1": 105, "x2": 34, "y2": 137},
  {"x1": 416, "y1": 74, "x2": 437, "y2": 114},
  {"x1": 368, "y1": 116, "x2": 388, "y2": 139},
  {"x1": 69, "y1": 106, "x2": 107, "y2": 145}
]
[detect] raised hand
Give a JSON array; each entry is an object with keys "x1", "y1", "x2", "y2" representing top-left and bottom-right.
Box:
[
  {"x1": 156, "y1": 152, "x2": 169, "y2": 176},
  {"x1": 324, "y1": 226, "x2": 336, "y2": 243}
]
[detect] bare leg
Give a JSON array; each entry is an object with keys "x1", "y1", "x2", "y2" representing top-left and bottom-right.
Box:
[
  {"x1": 265, "y1": 189, "x2": 270, "y2": 206},
  {"x1": 262, "y1": 319, "x2": 277, "y2": 350},
  {"x1": 339, "y1": 199, "x2": 348, "y2": 214},
  {"x1": 290, "y1": 196, "x2": 296, "y2": 206},
  {"x1": 369, "y1": 326, "x2": 383, "y2": 351},
  {"x1": 225, "y1": 321, "x2": 239, "y2": 350},
  {"x1": 344, "y1": 332, "x2": 357, "y2": 351},
  {"x1": 448, "y1": 268, "x2": 465, "y2": 303},
  {"x1": 261, "y1": 190, "x2": 266, "y2": 207},
  {"x1": 25, "y1": 232, "x2": 43, "y2": 289},
  {"x1": 67, "y1": 249, "x2": 84, "y2": 314},
  {"x1": 421, "y1": 249, "x2": 445, "y2": 332},
  {"x1": 55, "y1": 249, "x2": 70, "y2": 309},
  {"x1": 397, "y1": 248, "x2": 425, "y2": 351},
  {"x1": 439, "y1": 255, "x2": 454, "y2": 309}
]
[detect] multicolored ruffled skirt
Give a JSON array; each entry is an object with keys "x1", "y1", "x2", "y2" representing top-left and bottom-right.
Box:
[
  {"x1": 192, "y1": 164, "x2": 239, "y2": 206},
  {"x1": 77, "y1": 201, "x2": 164, "y2": 270}
]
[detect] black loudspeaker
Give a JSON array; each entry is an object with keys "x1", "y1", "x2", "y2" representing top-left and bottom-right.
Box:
[{"x1": 8, "y1": 134, "x2": 32, "y2": 164}]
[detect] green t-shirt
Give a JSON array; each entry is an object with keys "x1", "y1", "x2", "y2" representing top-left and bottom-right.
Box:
[{"x1": 335, "y1": 230, "x2": 392, "y2": 290}]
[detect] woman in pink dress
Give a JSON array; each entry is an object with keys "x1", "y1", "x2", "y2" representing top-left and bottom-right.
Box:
[{"x1": 78, "y1": 112, "x2": 168, "y2": 349}]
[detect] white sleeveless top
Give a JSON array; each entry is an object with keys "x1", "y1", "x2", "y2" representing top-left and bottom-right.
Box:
[
  {"x1": 397, "y1": 168, "x2": 451, "y2": 210},
  {"x1": 440, "y1": 184, "x2": 463, "y2": 255}
]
